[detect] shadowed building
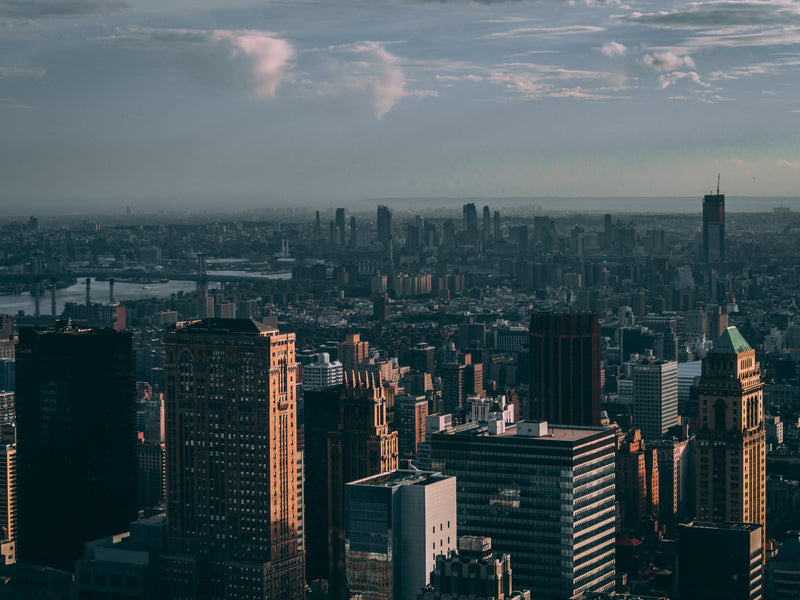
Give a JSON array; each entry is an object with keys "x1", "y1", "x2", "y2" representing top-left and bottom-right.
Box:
[
  {"x1": 529, "y1": 313, "x2": 601, "y2": 426},
  {"x1": 159, "y1": 319, "x2": 304, "y2": 600},
  {"x1": 702, "y1": 184, "x2": 725, "y2": 263},
  {"x1": 16, "y1": 323, "x2": 137, "y2": 571}
]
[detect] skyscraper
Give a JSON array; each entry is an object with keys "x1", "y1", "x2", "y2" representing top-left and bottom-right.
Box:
[
  {"x1": 529, "y1": 313, "x2": 601, "y2": 426},
  {"x1": 160, "y1": 318, "x2": 304, "y2": 600},
  {"x1": 695, "y1": 327, "x2": 765, "y2": 529},
  {"x1": 338, "y1": 333, "x2": 369, "y2": 371},
  {"x1": 377, "y1": 205, "x2": 392, "y2": 248},
  {"x1": 335, "y1": 207, "x2": 346, "y2": 247},
  {"x1": 702, "y1": 182, "x2": 725, "y2": 263},
  {"x1": 429, "y1": 421, "x2": 615, "y2": 599},
  {"x1": 482, "y1": 205, "x2": 491, "y2": 242},
  {"x1": 16, "y1": 323, "x2": 137, "y2": 570},
  {"x1": 463, "y1": 203, "x2": 477, "y2": 232},
  {"x1": 632, "y1": 358, "x2": 678, "y2": 441}
]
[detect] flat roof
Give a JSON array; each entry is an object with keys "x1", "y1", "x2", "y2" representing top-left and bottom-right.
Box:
[
  {"x1": 348, "y1": 469, "x2": 450, "y2": 488},
  {"x1": 438, "y1": 421, "x2": 610, "y2": 442}
]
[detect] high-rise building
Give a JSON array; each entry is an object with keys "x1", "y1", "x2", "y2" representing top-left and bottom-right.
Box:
[
  {"x1": 463, "y1": 203, "x2": 477, "y2": 232},
  {"x1": 344, "y1": 470, "x2": 456, "y2": 600},
  {"x1": 422, "y1": 536, "x2": 531, "y2": 600},
  {"x1": 615, "y1": 429, "x2": 659, "y2": 531},
  {"x1": 650, "y1": 435, "x2": 694, "y2": 526},
  {"x1": 395, "y1": 394, "x2": 428, "y2": 460},
  {"x1": 327, "y1": 371, "x2": 398, "y2": 599},
  {"x1": 529, "y1": 313, "x2": 601, "y2": 426},
  {"x1": 430, "y1": 421, "x2": 616, "y2": 599},
  {"x1": 678, "y1": 521, "x2": 762, "y2": 600},
  {"x1": 702, "y1": 183, "x2": 725, "y2": 263},
  {"x1": 16, "y1": 323, "x2": 137, "y2": 571},
  {"x1": 159, "y1": 318, "x2": 304, "y2": 600},
  {"x1": 632, "y1": 358, "x2": 678, "y2": 441},
  {"x1": 0, "y1": 425, "x2": 16, "y2": 566},
  {"x1": 410, "y1": 343, "x2": 436, "y2": 375},
  {"x1": 338, "y1": 333, "x2": 369, "y2": 371},
  {"x1": 335, "y1": 207, "x2": 346, "y2": 247},
  {"x1": 482, "y1": 205, "x2": 491, "y2": 242},
  {"x1": 303, "y1": 352, "x2": 344, "y2": 390},
  {"x1": 377, "y1": 205, "x2": 392, "y2": 248},
  {"x1": 696, "y1": 327, "x2": 765, "y2": 529}
]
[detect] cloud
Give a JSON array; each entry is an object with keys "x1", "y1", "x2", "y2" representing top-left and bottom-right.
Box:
[
  {"x1": 641, "y1": 51, "x2": 696, "y2": 71},
  {"x1": 777, "y1": 159, "x2": 800, "y2": 169},
  {"x1": 621, "y1": 1, "x2": 800, "y2": 29},
  {"x1": 0, "y1": 66, "x2": 46, "y2": 78},
  {"x1": 600, "y1": 41, "x2": 627, "y2": 57},
  {"x1": 485, "y1": 61, "x2": 625, "y2": 99},
  {"x1": 657, "y1": 70, "x2": 709, "y2": 88},
  {"x1": 95, "y1": 27, "x2": 293, "y2": 99},
  {"x1": 0, "y1": 0, "x2": 126, "y2": 18},
  {"x1": 324, "y1": 41, "x2": 414, "y2": 118},
  {"x1": 488, "y1": 25, "x2": 604, "y2": 39}
]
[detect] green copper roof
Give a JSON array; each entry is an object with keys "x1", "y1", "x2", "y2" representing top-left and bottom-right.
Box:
[{"x1": 711, "y1": 326, "x2": 752, "y2": 354}]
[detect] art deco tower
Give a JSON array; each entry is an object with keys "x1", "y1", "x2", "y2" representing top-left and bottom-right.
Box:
[
  {"x1": 695, "y1": 327, "x2": 765, "y2": 528},
  {"x1": 160, "y1": 319, "x2": 304, "y2": 600}
]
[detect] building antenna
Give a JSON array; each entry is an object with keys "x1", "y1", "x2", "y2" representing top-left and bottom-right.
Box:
[{"x1": 717, "y1": 173, "x2": 720, "y2": 196}]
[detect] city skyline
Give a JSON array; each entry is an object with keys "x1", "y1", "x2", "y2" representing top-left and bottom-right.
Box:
[{"x1": 2, "y1": 0, "x2": 800, "y2": 212}]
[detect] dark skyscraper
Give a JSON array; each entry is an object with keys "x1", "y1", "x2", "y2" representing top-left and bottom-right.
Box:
[
  {"x1": 463, "y1": 202, "x2": 477, "y2": 232},
  {"x1": 482, "y1": 205, "x2": 490, "y2": 242},
  {"x1": 335, "y1": 207, "x2": 346, "y2": 247},
  {"x1": 529, "y1": 312, "x2": 601, "y2": 426},
  {"x1": 16, "y1": 323, "x2": 137, "y2": 570},
  {"x1": 377, "y1": 204, "x2": 392, "y2": 248},
  {"x1": 160, "y1": 319, "x2": 304, "y2": 600},
  {"x1": 702, "y1": 181, "x2": 725, "y2": 263}
]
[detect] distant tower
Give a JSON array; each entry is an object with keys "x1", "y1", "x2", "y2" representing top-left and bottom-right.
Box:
[
  {"x1": 529, "y1": 313, "x2": 601, "y2": 426},
  {"x1": 702, "y1": 177, "x2": 725, "y2": 263},
  {"x1": 695, "y1": 326, "x2": 765, "y2": 529},
  {"x1": 335, "y1": 208, "x2": 346, "y2": 247},
  {"x1": 314, "y1": 210, "x2": 321, "y2": 243},
  {"x1": 493, "y1": 210, "x2": 501, "y2": 240},
  {"x1": 16, "y1": 324, "x2": 136, "y2": 570},
  {"x1": 160, "y1": 319, "x2": 304, "y2": 599},
  {"x1": 482, "y1": 205, "x2": 491, "y2": 242},
  {"x1": 377, "y1": 205, "x2": 392, "y2": 248},
  {"x1": 349, "y1": 216, "x2": 357, "y2": 247},
  {"x1": 463, "y1": 203, "x2": 477, "y2": 232},
  {"x1": 338, "y1": 333, "x2": 369, "y2": 371}
]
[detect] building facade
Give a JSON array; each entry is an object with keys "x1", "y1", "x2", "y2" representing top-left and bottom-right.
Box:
[
  {"x1": 632, "y1": 358, "x2": 678, "y2": 441},
  {"x1": 160, "y1": 318, "x2": 304, "y2": 600},
  {"x1": 695, "y1": 327, "x2": 765, "y2": 529}
]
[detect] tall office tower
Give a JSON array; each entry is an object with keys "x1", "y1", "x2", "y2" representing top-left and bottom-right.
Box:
[
  {"x1": 314, "y1": 210, "x2": 321, "y2": 243},
  {"x1": 136, "y1": 437, "x2": 165, "y2": 510},
  {"x1": 0, "y1": 425, "x2": 16, "y2": 565},
  {"x1": 512, "y1": 225, "x2": 528, "y2": 256},
  {"x1": 696, "y1": 327, "x2": 765, "y2": 529},
  {"x1": 650, "y1": 435, "x2": 693, "y2": 526},
  {"x1": 529, "y1": 313, "x2": 601, "y2": 426},
  {"x1": 632, "y1": 358, "x2": 678, "y2": 441},
  {"x1": 344, "y1": 470, "x2": 456, "y2": 600},
  {"x1": 678, "y1": 521, "x2": 762, "y2": 600},
  {"x1": 493, "y1": 210, "x2": 501, "y2": 240},
  {"x1": 482, "y1": 205, "x2": 491, "y2": 242},
  {"x1": 707, "y1": 304, "x2": 729, "y2": 341},
  {"x1": 430, "y1": 421, "x2": 616, "y2": 599},
  {"x1": 160, "y1": 319, "x2": 304, "y2": 600},
  {"x1": 0, "y1": 392, "x2": 13, "y2": 425},
  {"x1": 463, "y1": 202, "x2": 477, "y2": 232},
  {"x1": 303, "y1": 352, "x2": 344, "y2": 390},
  {"x1": 616, "y1": 429, "x2": 659, "y2": 531},
  {"x1": 335, "y1": 207, "x2": 346, "y2": 246},
  {"x1": 328, "y1": 371, "x2": 398, "y2": 599},
  {"x1": 410, "y1": 342, "x2": 436, "y2": 375},
  {"x1": 395, "y1": 395, "x2": 428, "y2": 459},
  {"x1": 0, "y1": 360, "x2": 13, "y2": 392},
  {"x1": 16, "y1": 324, "x2": 136, "y2": 571},
  {"x1": 702, "y1": 182, "x2": 725, "y2": 263},
  {"x1": 377, "y1": 205, "x2": 392, "y2": 247},
  {"x1": 349, "y1": 216, "x2": 357, "y2": 247},
  {"x1": 440, "y1": 361, "x2": 465, "y2": 416},
  {"x1": 422, "y1": 536, "x2": 530, "y2": 600},
  {"x1": 338, "y1": 333, "x2": 369, "y2": 371}
]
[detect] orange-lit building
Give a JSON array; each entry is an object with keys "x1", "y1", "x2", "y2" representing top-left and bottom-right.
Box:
[{"x1": 616, "y1": 429, "x2": 659, "y2": 532}]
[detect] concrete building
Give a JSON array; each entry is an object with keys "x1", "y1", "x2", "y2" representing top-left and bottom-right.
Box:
[
  {"x1": 429, "y1": 420, "x2": 616, "y2": 599},
  {"x1": 678, "y1": 521, "x2": 762, "y2": 600},
  {"x1": 160, "y1": 318, "x2": 304, "y2": 600},
  {"x1": 616, "y1": 429, "x2": 659, "y2": 532},
  {"x1": 345, "y1": 470, "x2": 456, "y2": 600},
  {"x1": 650, "y1": 435, "x2": 693, "y2": 526},
  {"x1": 74, "y1": 515, "x2": 165, "y2": 600},
  {"x1": 696, "y1": 327, "x2": 765, "y2": 530},
  {"x1": 395, "y1": 395, "x2": 429, "y2": 460},
  {"x1": 420, "y1": 536, "x2": 530, "y2": 600},
  {"x1": 338, "y1": 333, "x2": 369, "y2": 371},
  {"x1": 632, "y1": 358, "x2": 678, "y2": 441},
  {"x1": 303, "y1": 352, "x2": 344, "y2": 390}
]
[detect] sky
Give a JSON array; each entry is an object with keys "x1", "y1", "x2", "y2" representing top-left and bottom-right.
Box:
[{"x1": 1, "y1": 0, "x2": 799, "y2": 213}]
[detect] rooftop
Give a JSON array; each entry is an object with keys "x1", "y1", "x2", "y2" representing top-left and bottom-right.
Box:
[
  {"x1": 176, "y1": 318, "x2": 277, "y2": 336},
  {"x1": 438, "y1": 420, "x2": 609, "y2": 442},
  {"x1": 349, "y1": 469, "x2": 450, "y2": 488},
  {"x1": 710, "y1": 326, "x2": 752, "y2": 355}
]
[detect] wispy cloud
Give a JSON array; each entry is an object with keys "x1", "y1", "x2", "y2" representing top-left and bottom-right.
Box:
[
  {"x1": 0, "y1": 0, "x2": 126, "y2": 18},
  {"x1": 0, "y1": 66, "x2": 46, "y2": 78},
  {"x1": 777, "y1": 159, "x2": 800, "y2": 169},
  {"x1": 94, "y1": 27, "x2": 293, "y2": 99},
  {"x1": 488, "y1": 25, "x2": 604, "y2": 39},
  {"x1": 621, "y1": 1, "x2": 800, "y2": 29}
]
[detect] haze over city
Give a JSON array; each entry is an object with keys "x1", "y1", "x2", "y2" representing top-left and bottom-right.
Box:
[{"x1": 2, "y1": 0, "x2": 800, "y2": 213}]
